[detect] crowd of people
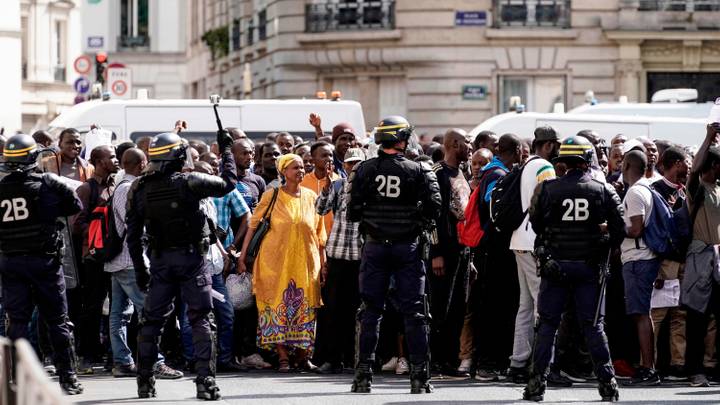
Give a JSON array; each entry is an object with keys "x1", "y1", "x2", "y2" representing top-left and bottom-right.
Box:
[{"x1": 0, "y1": 110, "x2": 719, "y2": 400}]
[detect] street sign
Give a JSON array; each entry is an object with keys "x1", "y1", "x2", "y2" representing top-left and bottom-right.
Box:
[
  {"x1": 108, "y1": 67, "x2": 132, "y2": 99},
  {"x1": 74, "y1": 76, "x2": 91, "y2": 94},
  {"x1": 462, "y1": 85, "x2": 488, "y2": 100},
  {"x1": 87, "y1": 36, "x2": 104, "y2": 48},
  {"x1": 455, "y1": 11, "x2": 487, "y2": 26},
  {"x1": 73, "y1": 55, "x2": 92, "y2": 75}
]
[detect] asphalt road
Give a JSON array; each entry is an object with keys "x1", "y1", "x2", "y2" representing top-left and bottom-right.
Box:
[{"x1": 67, "y1": 371, "x2": 720, "y2": 405}]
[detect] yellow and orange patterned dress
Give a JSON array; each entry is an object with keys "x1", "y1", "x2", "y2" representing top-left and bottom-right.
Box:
[{"x1": 250, "y1": 186, "x2": 326, "y2": 350}]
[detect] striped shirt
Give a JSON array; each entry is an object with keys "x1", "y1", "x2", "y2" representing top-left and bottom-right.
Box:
[{"x1": 212, "y1": 188, "x2": 250, "y2": 249}]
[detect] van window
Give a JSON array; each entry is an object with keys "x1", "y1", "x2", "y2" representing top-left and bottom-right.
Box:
[{"x1": 129, "y1": 131, "x2": 318, "y2": 144}]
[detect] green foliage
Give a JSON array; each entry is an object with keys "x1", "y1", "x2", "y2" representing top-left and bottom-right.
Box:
[{"x1": 202, "y1": 26, "x2": 229, "y2": 60}]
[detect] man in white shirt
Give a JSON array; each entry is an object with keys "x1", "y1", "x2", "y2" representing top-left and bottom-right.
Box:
[
  {"x1": 507, "y1": 126, "x2": 559, "y2": 382},
  {"x1": 620, "y1": 150, "x2": 661, "y2": 386}
]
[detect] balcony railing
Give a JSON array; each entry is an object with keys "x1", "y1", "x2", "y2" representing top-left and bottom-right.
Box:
[
  {"x1": 306, "y1": 0, "x2": 395, "y2": 33},
  {"x1": 638, "y1": 0, "x2": 720, "y2": 11},
  {"x1": 118, "y1": 35, "x2": 149, "y2": 49},
  {"x1": 494, "y1": 0, "x2": 571, "y2": 28}
]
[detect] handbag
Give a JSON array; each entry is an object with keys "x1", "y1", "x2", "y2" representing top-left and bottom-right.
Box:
[{"x1": 246, "y1": 187, "x2": 279, "y2": 261}]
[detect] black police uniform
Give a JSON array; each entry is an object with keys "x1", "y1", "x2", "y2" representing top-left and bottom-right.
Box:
[
  {"x1": 0, "y1": 135, "x2": 84, "y2": 394},
  {"x1": 526, "y1": 162, "x2": 624, "y2": 401},
  {"x1": 348, "y1": 138, "x2": 441, "y2": 393},
  {"x1": 126, "y1": 132, "x2": 236, "y2": 399}
]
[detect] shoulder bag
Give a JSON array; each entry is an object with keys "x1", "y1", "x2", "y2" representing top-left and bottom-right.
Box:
[{"x1": 245, "y1": 187, "x2": 280, "y2": 261}]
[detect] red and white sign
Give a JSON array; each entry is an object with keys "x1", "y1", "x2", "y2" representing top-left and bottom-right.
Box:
[
  {"x1": 107, "y1": 67, "x2": 132, "y2": 99},
  {"x1": 73, "y1": 55, "x2": 92, "y2": 75}
]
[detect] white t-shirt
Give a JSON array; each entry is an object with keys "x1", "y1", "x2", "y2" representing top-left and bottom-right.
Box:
[
  {"x1": 510, "y1": 157, "x2": 556, "y2": 251},
  {"x1": 621, "y1": 178, "x2": 657, "y2": 263}
]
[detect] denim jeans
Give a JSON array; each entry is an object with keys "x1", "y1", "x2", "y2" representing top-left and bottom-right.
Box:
[
  {"x1": 109, "y1": 268, "x2": 164, "y2": 366},
  {"x1": 179, "y1": 273, "x2": 234, "y2": 364}
]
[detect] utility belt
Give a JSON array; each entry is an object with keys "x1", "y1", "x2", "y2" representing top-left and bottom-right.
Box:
[
  {"x1": 148, "y1": 236, "x2": 210, "y2": 256},
  {"x1": 366, "y1": 234, "x2": 418, "y2": 245}
]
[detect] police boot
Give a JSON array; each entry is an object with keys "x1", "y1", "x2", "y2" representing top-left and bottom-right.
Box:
[
  {"x1": 523, "y1": 373, "x2": 546, "y2": 402},
  {"x1": 59, "y1": 372, "x2": 84, "y2": 395},
  {"x1": 598, "y1": 378, "x2": 620, "y2": 402},
  {"x1": 410, "y1": 362, "x2": 434, "y2": 394},
  {"x1": 137, "y1": 374, "x2": 157, "y2": 398},
  {"x1": 196, "y1": 376, "x2": 222, "y2": 400},
  {"x1": 350, "y1": 362, "x2": 373, "y2": 393}
]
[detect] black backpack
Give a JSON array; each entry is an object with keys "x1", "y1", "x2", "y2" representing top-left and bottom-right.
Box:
[{"x1": 489, "y1": 157, "x2": 539, "y2": 233}]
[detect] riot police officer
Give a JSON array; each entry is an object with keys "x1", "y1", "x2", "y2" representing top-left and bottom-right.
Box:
[
  {"x1": 0, "y1": 134, "x2": 84, "y2": 394},
  {"x1": 126, "y1": 130, "x2": 236, "y2": 400},
  {"x1": 347, "y1": 116, "x2": 441, "y2": 394},
  {"x1": 524, "y1": 136, "x2": 624, "y2": 402}
]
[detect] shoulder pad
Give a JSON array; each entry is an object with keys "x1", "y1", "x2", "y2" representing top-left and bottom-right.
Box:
[
  {"x1": 418, "y1": 160, "x2": 433, "y2": 172},
  {"x1": 40, "y1": 172, "x2": 65, "y2": 188}
]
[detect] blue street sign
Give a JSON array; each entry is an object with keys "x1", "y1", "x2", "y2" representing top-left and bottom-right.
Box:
[
  {"x1": 462, "y1": 85, "x2": 488, "y2": 100},
  {"x1": 74, "y1": 76, "x2": 91, "y2": 94},
  {"x1": 87, "y1": 36, "x2": 104, "y2": 48},
  {"x1": 455, "y1": 11, "x2": 487, "y2": 26}
]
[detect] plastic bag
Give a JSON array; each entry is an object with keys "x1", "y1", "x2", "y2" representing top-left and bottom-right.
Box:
[{"x1": 226, "y1": 273, "x2": 254, "y2": 310}]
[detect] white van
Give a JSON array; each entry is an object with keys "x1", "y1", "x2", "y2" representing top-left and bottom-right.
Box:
[
  {"x1": 568, "y1": 102, "x2": 713, "y2": 119},
  {"x1": 47, "y1": 98, "x2": 367, "y2": 144},
  {"x1": 469, "y1": 112, "x2": 707, "y2": 146}
]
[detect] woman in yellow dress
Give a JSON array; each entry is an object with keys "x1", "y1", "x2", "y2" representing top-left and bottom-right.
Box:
[{"x1": 238, "y1": 153, "x2": 326, "y2": 372}]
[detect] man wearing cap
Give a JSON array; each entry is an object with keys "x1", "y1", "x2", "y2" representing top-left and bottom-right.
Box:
[
  {"x1": 314, "y1": 147, "x2": 366, "y2": 374},
  {"x1": 507, "y1": 126, "x2": 559, "y2": 383},
  {"x1": 309, "y1": 113, "x2": 357, "y2": 177}
]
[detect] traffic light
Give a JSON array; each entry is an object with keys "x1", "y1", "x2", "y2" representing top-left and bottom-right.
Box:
[{"x1": 95, "y1": 52, "x2": 107, "y2": 85}]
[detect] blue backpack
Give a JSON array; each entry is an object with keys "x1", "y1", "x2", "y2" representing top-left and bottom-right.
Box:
[{"x1": 638, "y1": 184, "x2": 691, "y2": 259}]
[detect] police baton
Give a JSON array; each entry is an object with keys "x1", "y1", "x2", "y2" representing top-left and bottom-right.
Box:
[{"x1": 593, "y1": 250, "x2": 612, "y2": 327}]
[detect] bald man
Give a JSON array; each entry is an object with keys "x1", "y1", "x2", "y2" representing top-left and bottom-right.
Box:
[
  {"x1": 429, "y1": 128, "x2": 472, "y2": 374},
  {"x1": 620, "y1": 150, "x2": 662, "y2": 386}
]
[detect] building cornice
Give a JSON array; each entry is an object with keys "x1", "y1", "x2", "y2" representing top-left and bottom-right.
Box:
[
  {"x1": 605, "y1": 30, "x2": 720, "y2": 42},
  {"x1": 295, "y1": 29, "x2": 402, "y2": 44},
  {"x1": 485, "y1": 28, "x2": 579, "y2": 40}
]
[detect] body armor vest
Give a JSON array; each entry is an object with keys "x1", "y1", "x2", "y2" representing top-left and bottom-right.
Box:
[
  {"x1": 358, "y1": 156, "x2": 424, "y2": 241},
  {"x1": 142, "y1": 173, "x2": 209, "y2": 249},
  {"x1": 544, "y1": 177, "x2": 607, "y2": 261},
  {"x1": 0, "y1": 174, "x2": 60, "y2": 255}
]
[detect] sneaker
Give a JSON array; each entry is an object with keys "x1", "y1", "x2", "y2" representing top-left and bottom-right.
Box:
[
  {"x1": 474, "y1": 368, "x2": 499, "y2": 382},
  {"x1": 625, "y1": 367, "x2": 661, "y2": 386},
  {"x1": 240, "y1": 353, "x2": 272, "y2": 370},
  {"x1": 316, "y1": 362, "x2": 344, "y2": 374},
  {"x1": 547, "y1": 369, "x2": 573, "y2": 387},
  {"x1": 507, "y1": 366, "x2": 529, "y2": 384},
  {"x1": 381, "y1": 357, "x2": 398, "y2": 372},
  {"x1": 396, "y1": 357, "x2": 409, "y2": 375},
  {"x1": 689, "y1": 373, "x2": 710, "y2": 388},
  {"x1": 217, "y1": 359, "x2": 249, "y2": 373},
  {"x1": 77, "y1": 358, "x2": 96, "y2": 375},
  {"x1": 613, "y1": 359, "x2": 635, "y2": 380},
  {"x1": 457, "y1": 358, "x2": 473, "y2": 374},
  {"x1": 664, "y1": 365, "x2": 687, "y2": 382},
  {"x1": 43, "y1": 357, "x2": 56, "y2": 376},
  {"x1": 113, "y1": 363, "x2": 137, "y2": 378},
  {"x1": 561, "y1": 369, "x2": 588, "y2": 383},
  {"x1": 153, "y1": 362, "x2": 184, "y2": 380}
]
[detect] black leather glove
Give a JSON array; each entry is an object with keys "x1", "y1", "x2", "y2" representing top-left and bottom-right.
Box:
[
  {"x1": 136, "y1": 266, "x2": 151, "y2": 293},
  {"x1": 217, "y1": 129, "x2": 233, "y2": 151}
]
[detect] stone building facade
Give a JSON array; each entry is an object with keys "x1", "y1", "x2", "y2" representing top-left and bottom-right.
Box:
[{"x1": 189, "y1": 0, "x2": 720, "y2": 135}]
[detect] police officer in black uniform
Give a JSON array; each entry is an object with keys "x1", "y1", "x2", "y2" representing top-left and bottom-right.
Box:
[
  {"x1": 126, "y1": 130, "x2": 236, "y2": 400},
  {"x1": 524, "y1": 136, "x2": 624, "y2": 402},
  {"x1": 347, "y1": 116, "x2": 441, "y2": 394},
  {"x1": 0, "y1": 134, "x2": 84, "y2": 395}
]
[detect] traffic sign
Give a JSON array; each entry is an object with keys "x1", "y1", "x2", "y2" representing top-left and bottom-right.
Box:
[
  {"x1": 73, "y1": 55, "x2": 92, "y2": 75},
  {"x1": 108, "y1": 67, "x2": 132, "y2": 99},
  {"x1": 74, "y1": 76, "x2": 91, "y2": 94}
]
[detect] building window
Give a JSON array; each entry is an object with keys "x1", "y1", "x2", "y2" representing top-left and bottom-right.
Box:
[
  {"x1": 232, "y1": 18, "x2": 241, "y2": 51},
  {"x1": 247, "y1": 18, "x2": 255, "y2": 46},
  {"x1": 119, "y1": 0, "x2": 149, "y2": 48},
  {"x1": 258, "y1": 10, "x2": 267, "y2": 41},
  {"x1": 54, "y1": 21, "x2": 66, "y2": 82},
  {"x1": 306, "y1": 0, "x2": 395, "y2": 33},
  {"x1": 638, "y1": 0, "x2": 720, "y2": 11},
  {"x1": 494, "y1": 0, "x2": 571, "y2": 28},
  {"x1": 499, "y1": 76, "x2": 566, "y2": 113}
]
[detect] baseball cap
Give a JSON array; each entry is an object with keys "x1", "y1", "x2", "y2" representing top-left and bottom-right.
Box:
[
  {"x1": 332, "y1": 123, "x2": 355, "y2": 143},
  {"x1": 344, "y1": 147, "x2": 365, "y2": 163},
  {"x1": 534, "y1": 125, "x2": 559, "y2": 141}
]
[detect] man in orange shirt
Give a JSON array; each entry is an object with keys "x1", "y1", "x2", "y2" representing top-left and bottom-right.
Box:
[{"x1": 300, "y1": 142, "x2": 339, "y2": 233}]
